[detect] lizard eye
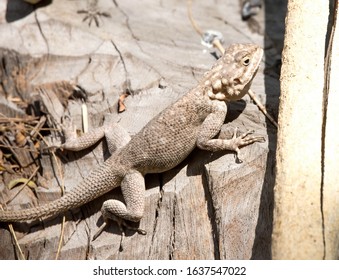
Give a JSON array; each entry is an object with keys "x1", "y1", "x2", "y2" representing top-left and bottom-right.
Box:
[{"x1": 242, "y1": 56, "x2": 250, "y2": 66}]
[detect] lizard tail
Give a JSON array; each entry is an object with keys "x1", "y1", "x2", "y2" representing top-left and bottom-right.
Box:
[{"x1": 0, "y1": 160, "x2": 122, "y2": 222}]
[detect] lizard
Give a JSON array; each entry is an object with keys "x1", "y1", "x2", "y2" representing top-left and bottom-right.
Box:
[{"x1": 0, "y1": 43, "x2": 265, "y2": 240}]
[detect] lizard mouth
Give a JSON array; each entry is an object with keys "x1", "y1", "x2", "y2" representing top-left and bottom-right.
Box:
[{"x1": 228, "y1": 66, "x2": 259, "y2": 99}]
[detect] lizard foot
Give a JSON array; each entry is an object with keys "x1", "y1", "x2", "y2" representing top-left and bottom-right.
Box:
[
  {"x1": 92, "y1": 217, "x2": 146, "y2": 250},
  {"x1": 42, "y1": 116, "x2": 75, "y2": 151},
  {"x1": 230, "y1": 128, "x2": 265, "y2": 163}
]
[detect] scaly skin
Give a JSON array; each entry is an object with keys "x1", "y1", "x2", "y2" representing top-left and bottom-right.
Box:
[{"x1": 0, "y1": 44, "x2": 264, "y2": 230}]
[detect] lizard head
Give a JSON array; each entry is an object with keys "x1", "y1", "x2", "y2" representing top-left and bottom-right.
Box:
[{"x1": 203, "y1": 43, "x2": 263, "y2": 101}]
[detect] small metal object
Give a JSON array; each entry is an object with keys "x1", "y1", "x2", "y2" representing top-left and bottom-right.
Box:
[
  {"x1": 201, "y1": 30, "x2": 224, "y2": 49},
  {"x1": 241, "y1": 0, "x2": 262, "y2": 21}
]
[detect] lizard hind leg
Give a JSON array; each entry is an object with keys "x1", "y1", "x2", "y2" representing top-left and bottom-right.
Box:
[
  {"x1": 92, "y1": 170, "x2": 147, "y2": 245},
  {"x1": 60, "y1": 114, "x2": 131, "y2": 154}
]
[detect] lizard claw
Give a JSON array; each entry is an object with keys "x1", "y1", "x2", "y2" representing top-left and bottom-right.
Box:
[
  {"x1": 92, "y1": 219, "x2": 127, "y2": 252},
  {"x1": 41, "y1": 116, "x2": 75, "y2": 152},
  {"x1": 92, "y1": 217, "x2": 146, "y2": 251},
  {"x1": 60, "y1": 116, "x2": 77, "y2": 139},
  {"x1": 92, "y1": 221, "x2": 109, "y2": 241}
]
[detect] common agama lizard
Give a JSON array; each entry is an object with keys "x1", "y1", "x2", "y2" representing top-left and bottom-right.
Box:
[{"x1": 0, "y1": 43, "x2": 265, "y2": 239}]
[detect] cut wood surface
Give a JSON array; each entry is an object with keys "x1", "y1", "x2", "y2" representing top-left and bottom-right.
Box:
[{"x1": 0, "y1": 0, "x2": 282, "y2": 259}]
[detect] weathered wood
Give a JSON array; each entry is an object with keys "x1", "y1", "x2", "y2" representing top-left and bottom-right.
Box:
[
  {"x1": 272, "y1": 0, "x2": 329, "y2": 259},
  {"x1": 323, "y1": 1, "x2": 339, "y2": 259},
  {"x1": 0, "y1": 0, "x2": 279, "y2": 259}
]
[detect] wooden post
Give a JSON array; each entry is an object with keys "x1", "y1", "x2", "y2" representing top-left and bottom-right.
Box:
[
  {"x1": 323, "y1": 2, "x2": 339, "y2": 259},
  {"x1": 272, "y1": 0, "x2": 329, "y2": 259}
]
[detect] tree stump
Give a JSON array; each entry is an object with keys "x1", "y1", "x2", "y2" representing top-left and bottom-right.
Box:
[{"x1": 0, "y1": 0, "x2": 281, "y2": 259}]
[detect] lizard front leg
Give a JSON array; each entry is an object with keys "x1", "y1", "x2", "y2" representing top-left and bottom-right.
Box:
[
  {"x1": 201, "y1": 127, "x2": 265, "y2": 163},
  {"x1": 196, "y1": 101, "x2": 265, "y2": 162}
]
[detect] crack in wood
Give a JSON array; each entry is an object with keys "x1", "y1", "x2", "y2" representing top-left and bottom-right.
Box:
[
  {"x1": 170, "y1": 183, "x2": 176, "y2": 260},
  {"x1": 110, "y1": 40, "x2": 132, "y2": 94},
  {"x1": 34, "y1": 11, "x2": 49, "y2": 54},
  {"x1": 112, "y1": 0, "x2": 141, "y2": 43},
  {"x1": 148, "y1": 174, "x2": 163, "y2": 258},
  {"x1": 202, "y1": 164, "x2": 220, "y2": 260}
]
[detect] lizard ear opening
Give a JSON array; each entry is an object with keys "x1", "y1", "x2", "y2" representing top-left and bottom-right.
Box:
[{"x1": 234, "y1": 78, "x2": 241, "y2": 85}]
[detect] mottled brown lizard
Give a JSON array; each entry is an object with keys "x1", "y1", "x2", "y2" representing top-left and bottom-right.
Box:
[{"x1": 0, "y1": 43, "x2": 264, "y2": 239}]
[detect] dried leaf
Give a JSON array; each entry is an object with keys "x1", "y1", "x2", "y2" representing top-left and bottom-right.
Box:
[
  {"x1": 8, "y1": 178, "x2": 38, "y2": 190},
  {"x1": 15, "y1": 130, "x2": 27, "y2": 147},
  {"x1": 118, "y1": 93, "x2": 129, "y2": 113}
]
